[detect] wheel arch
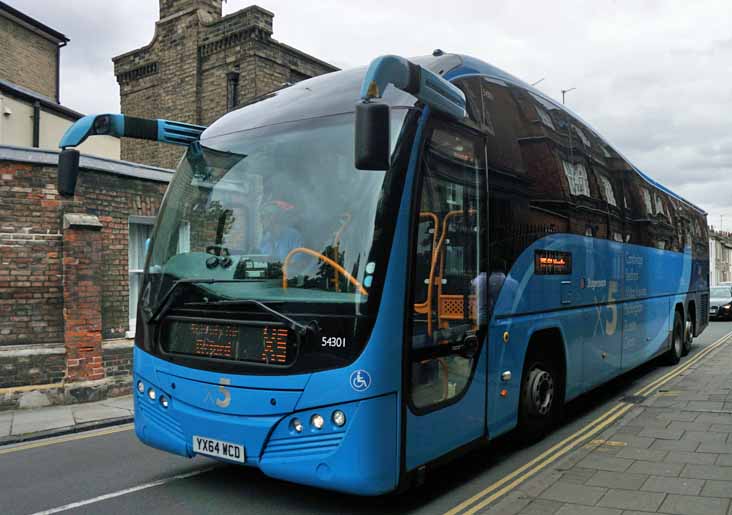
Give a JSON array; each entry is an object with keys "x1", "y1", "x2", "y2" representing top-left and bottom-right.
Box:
[{"x1": 523, "y1": 326, "x2": 568, "y2": 404}]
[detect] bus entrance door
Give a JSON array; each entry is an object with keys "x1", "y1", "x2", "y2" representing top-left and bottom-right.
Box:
[{"x1": 405, "y1": 120, "x2": 488, "y2": 471}]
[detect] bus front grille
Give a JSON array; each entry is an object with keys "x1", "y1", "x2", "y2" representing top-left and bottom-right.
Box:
[
  {"x1": 262, "y1": 432, "x2": 345, "y2": 460},
  {"x1": 138, "y1": 398, "x2": 185, "y2": 441}
]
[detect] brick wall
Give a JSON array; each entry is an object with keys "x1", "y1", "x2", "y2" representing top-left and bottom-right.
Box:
[
  {"x1": 0, "y1": 149, "x2": 170, "y2": 409},
  {"x1": 114, "y1": 3, "x2": 337, "y2": 169},
  {"x1": 0, "y1": 15, "x2": 58, "y2": 99},
  {"x1": 0, "y1": 162, "x2": 64, "y2": 346},
  {"x1": 103, "y1": 343, "x2": 134, "y2": 379},
  {"x1": 0, "y1": 159, "x2": 168, "y2": 347},
  {"x1": 0, "y1": 346, "x2": 65, "y2": 389}
]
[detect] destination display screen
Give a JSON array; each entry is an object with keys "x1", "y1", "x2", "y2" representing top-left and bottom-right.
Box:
[
  {"x1": 161, "y1": 320, "x2": 292, "y2": 366},
  {"x1": 534, "y1": 250, "x2": 572, "y2": 275}
]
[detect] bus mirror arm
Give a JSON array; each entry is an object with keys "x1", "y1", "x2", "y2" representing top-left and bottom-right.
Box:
[
  {"x1": 57, "y1": 114, "x2": 206, "y2": 196},
  {"x1": 355, "y1": 54, "x2": 467, "y2": 170},
  {"x1": 358, "y1": 55, "x2": 467, "y2": 120}
]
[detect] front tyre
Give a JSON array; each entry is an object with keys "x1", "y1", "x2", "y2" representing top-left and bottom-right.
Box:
[
  {"x1": 664, "y1": 311, "x2": 684, "y2": 365},
  {"x1": 517, "y1": 354, "x2": 561, "y2": 442}
]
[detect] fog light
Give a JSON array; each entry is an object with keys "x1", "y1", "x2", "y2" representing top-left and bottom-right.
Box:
[
  {"x1": 137, "y1": 381, "x2": 145, "y2": 394},
  {"x1": 160, "y1": 395, "x2": 169, "y2": 409},
  {"x1": 311, "y1": 414, "x2": 324, "y2": 430},
  {"x1": 332, "y1": 410, "x2": 346, "y2": 427},
  {"x1": 291, "y1": 418, "x2": 303, "y2": 433},
  {"x1": 148, "y1": 388, "x2": 156, "y2": 401}
]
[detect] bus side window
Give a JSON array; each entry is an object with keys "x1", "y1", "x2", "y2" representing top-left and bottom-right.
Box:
[{"x1": 409, "y1": 121, "x2": 486, "y2": 410}]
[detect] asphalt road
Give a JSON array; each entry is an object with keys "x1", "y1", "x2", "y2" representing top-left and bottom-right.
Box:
[{"x1": 2, "y1": 322, "x2": 731, "y2": 515}]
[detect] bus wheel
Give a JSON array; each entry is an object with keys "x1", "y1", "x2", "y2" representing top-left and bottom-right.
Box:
[
  {"x1": 664, "y1": 311, "x2": 684, "y2": 365},
  {"x1": 517, "y1": 353, "x2": 561, "y2": 442},
  {"x1": 682, "y1": 312, "x2": 693, "y2": 356}
]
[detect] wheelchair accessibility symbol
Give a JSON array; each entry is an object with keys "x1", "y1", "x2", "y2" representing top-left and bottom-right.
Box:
[{"x1": 350, "y1": 369, "x2": 371, "y2": 392}]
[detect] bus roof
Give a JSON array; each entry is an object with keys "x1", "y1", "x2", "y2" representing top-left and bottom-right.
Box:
[{"x1": 205, "y1": 52, "x2": 705, "y2": 216}]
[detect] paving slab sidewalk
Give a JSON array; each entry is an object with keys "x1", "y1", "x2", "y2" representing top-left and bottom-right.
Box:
[
  {"x1": 0, "y1": 395, "x2": 133, "y2": 445},
  {"x1": 481, "y1": 336, "x2": 732, "y2": 515}
]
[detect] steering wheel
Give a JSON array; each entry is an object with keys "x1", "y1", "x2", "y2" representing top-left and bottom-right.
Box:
[{"x1": 282, "y1": 247, "x2": 368, "y2": 296}]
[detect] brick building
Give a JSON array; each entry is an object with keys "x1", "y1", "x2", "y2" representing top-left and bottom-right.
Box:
[
  {"x1": 0, "y1": 1, "x2": 120, "y2": 159},
  {"x1": 0, "y1": 147, "x2": 171, "y2": 409},
  {"x1": 0, "y1": 0, "x2": 66, "y2": 102},
  {"x1": 710, "y1": 229, "x2": 732, "y2": 286},
  {"x1": 113, "y1": 0, "x2": 338, "y2": 168}
]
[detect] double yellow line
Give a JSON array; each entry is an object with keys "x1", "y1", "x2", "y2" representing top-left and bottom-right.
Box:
[
  {"x1": 444, "y1": 330, "x2": 732, "y2": 515},
  {"x1": 0, "y1": 423, "x2": 134, "y2": 456}
]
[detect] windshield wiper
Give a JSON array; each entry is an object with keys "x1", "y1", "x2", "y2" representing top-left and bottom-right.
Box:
[
  {"x1": 184, "y1": 299, "x2": 318, "y2": 337},
  {"x1": 143, "y1": 278, "x2": 255, "y2": 324}
]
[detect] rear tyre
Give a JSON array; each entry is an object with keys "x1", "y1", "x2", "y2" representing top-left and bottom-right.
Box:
[
  {"x1": 664, "y1": 311, "x2": 684, "y2": 365},
  {"x1": 682, "y1": 311, "x2": 693, "y2": 356},
  {"x1": 517, "y1": 353, "x2": 562, "y2": 442}
]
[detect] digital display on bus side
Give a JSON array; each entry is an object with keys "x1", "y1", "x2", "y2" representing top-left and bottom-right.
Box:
[
  {"x1": 161, "y1": 320, "x2": 291, "y2": 365},
  {"x1": 534, "y1": 250, "x2": 572, "y2": 275}
]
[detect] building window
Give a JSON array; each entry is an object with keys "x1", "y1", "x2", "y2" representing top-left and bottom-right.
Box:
[
  {"x1": 562, "y1": 161, "x2": 590, "y2": 197},
  {"x1": 227, "y1": 71, "x2": 240, "y2": 111},
  {"x1": 573, "y1": 126, "x2": 591, "y2": 147},
  {"x1": 599, "y1": 175, "x2": 617, "y2": 206},
  {"x1": 655, "y1": 194, "x2": 667, "y2": 218},
  {"x1": 642, "y1": 188, "x2": 653, "y2": 214},
  {"x1": 535, "y1": 105, "x2": 555, "y2": 130},
  {"x1": 128, "y1": 216, "x2": 155, "y2": 338}
]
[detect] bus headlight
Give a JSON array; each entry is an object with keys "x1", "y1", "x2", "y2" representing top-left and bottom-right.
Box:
[
  {"x1": 310, "y1": 414, "x2": 324, "y2": 430},
  {"x1": 291, "y1": 418, "x2": 303, "y2": 433},
  {"x1": 332, "y1": 410, "x2": 346, "y2": 427},
  {"x1": 148, "y1": 388, "x2": 156, "y2": 401},
  {"x1": 137, "y1": 381, "x2": 145, "y2": 394},
  {"x1": 159, "y1": 395, "x2": 169, "y2": 409}
]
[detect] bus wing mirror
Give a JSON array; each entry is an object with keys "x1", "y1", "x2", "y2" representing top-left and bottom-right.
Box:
[
  {"x1": 57, "y1": 148, "x2": 80, "y2": 197},
  {"x1": 354, "y1": 102, "x2": 390, "y2": 170}
]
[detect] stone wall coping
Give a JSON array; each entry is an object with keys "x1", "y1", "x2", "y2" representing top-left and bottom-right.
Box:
[
  {"x1": 0, "y1": 343, "x2": 65, "y2": 357},
  {"x1": 0, "y1": 338, "x2": 134, "y2": 357},
  {"x1": 0, "y1": 144, "x2": 173, "y2": 183},
  {"x1": 102, "y1": 339, "x2": 135, "y2": 350},
  {"x1": 63, "y1": 213, "x2": 103, "y2": 230}
]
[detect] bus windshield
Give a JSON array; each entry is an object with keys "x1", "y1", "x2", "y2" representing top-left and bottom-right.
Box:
[{"x1": 145, "y1": 110, "x2": 408, "y2": 329}]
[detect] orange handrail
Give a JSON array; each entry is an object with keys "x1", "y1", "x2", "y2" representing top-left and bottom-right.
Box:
[
  {"x1": 282, "y1": 247, "x2": 368, "y2": 296},
  {"x1": 426, "y1": 209, "x2": 476, "y2": 336}
]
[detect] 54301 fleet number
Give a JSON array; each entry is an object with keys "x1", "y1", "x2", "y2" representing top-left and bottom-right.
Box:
[{"x1": 321, "y1": 336, "x2": 346, "y2": 348}]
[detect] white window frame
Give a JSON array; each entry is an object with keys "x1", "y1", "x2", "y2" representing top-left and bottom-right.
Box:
[
  {"x1": 599, "y1": 175, "x2": 617, "y2": 206},
  {"x1": 562, "y1": 160, "x2": 591, "y2": 197},
  {"x1": 127, "y1": 216, "x2": 156, "y2": 339},
  {"x1": 642, "y1": 189, "x2": 653, "y2": 215}
]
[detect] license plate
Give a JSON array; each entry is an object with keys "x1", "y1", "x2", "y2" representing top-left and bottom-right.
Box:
[{"x1": 193, "y1": 435, "x2": 245, "y2": 463}]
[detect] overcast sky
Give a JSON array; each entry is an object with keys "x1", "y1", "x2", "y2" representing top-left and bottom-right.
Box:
[{"x1": 8, "y1": 0, "x2": 732, "y2": 228}]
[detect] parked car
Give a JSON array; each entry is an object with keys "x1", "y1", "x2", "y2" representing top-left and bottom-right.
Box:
[{"x1": 710, "y1": 284, "x2": 732, "y2": 320}]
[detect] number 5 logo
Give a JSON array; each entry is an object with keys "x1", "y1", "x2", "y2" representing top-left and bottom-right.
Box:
[{"x1": 216, "y1": 378, "x2": 231, "y2": 408}]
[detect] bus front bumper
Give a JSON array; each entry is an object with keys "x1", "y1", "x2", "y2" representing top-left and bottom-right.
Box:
[{"x1": 133, "y1": 373, "x2": 399, "y2": 495}]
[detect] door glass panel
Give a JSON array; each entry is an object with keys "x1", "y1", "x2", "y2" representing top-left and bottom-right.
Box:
[{"x1": 410, "y1": 122, "x2": 486, "y2": 410}]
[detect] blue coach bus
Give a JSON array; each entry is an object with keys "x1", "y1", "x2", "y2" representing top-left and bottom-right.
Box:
[{"x1": 59, "y1": 52, "x2": 709, "y2": 495}]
